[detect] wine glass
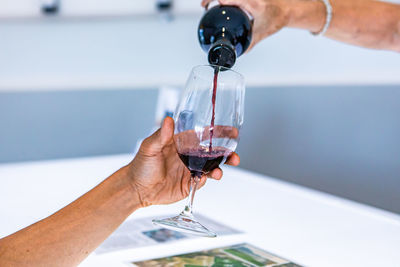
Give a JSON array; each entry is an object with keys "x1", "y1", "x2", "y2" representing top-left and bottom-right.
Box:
[{"x1": 152, "y1": 65, "x2": 245, "y2": 237}]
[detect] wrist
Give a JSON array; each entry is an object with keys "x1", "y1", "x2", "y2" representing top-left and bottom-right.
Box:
[
  {"x1": 287, "y1": 0, "x2": 326, "y2": 33},
  {"x1": 123, "y1": 160, "x2": 157, "y2": 208},
  {"x1": 116, "y1": 165, "x2": 145, "y2": 210}
]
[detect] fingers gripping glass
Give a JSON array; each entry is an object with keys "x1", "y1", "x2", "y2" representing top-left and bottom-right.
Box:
[{"x1": 153, "y1": 65, "x2": 245, "y2": 237}]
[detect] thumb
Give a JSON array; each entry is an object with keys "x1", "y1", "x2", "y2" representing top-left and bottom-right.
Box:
[
  {"x1": 160, "y1": 116, "x2": 174, "y2": 147},
  {"x1": 140, "y1": 117, "x2": 174, "y2": 155}
]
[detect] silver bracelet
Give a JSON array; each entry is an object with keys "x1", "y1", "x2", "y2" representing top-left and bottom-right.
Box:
[{"x1": 312, "y1": 0, "x2": 332, "y2": 36}]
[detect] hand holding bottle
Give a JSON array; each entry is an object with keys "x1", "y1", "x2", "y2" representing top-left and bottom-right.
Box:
[{"x1": 202, "y1": 0, "x2": 400, "y2": 53}]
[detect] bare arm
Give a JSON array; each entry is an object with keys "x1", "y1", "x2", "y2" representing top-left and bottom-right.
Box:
[
  {"x1": 0, "y1": 167, "x2": 141, "y2": 266},
  {"x1": 0, "y1": 117, "x2": 240, "y2": 266},
  {"x1": 202, "y1": 0, "x2": 400, "y2": 52},
  {"x1": 290, "y1": 0, "x2": 400, "y2": 51}
]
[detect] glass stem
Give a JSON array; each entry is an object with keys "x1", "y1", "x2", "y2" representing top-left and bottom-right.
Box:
[{"x1": 181, "y1": 175, "x2": 200, "y2": 217}]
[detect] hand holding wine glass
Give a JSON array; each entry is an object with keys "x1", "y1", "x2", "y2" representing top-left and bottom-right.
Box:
[
  {"x1": 153, "y1": 65, "x2": 245, "y2": 237},
  {"x1": 0, "y1": 116, "x2": 240, "y2": 267},
  {"x1": 128, "y1": 116, "x2": 240, "y2": 208}
]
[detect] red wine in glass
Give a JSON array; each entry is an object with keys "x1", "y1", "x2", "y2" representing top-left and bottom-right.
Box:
[{"x1": 178, "y1": 147, "x2": 231, "y2": 178}]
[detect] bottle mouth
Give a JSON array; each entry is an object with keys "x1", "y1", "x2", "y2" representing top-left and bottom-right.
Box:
[
  {"x1": 192, "y1": 64, "x2": 244, "y2": 81},
  {"x1": 208, "y1": 44, "x2": 236, "y2": 69}
]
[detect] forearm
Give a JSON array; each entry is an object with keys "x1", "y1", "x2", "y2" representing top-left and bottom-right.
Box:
[
  {"x1": 0, "y1": 165, "x2": 141, "y2": 267},
  {"x1": 288, "y1": 0, "x2": 400, "y2": 51}
]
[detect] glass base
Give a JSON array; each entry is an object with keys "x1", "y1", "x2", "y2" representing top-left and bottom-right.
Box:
[{"x1": 152, "y1": 213, "x2": 217, "y2": 238}]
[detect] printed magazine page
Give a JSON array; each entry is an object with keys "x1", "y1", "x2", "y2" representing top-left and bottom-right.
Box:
[
  {"x1": 96, "y1": 214, "x2": 241, "y2": 254},
  {"x1": 131, "y1": 243, "x2": 302, "y2": 267}
]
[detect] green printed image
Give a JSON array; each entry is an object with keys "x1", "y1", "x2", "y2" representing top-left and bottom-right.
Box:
[
  {"x1": 275, "y1": 264, "x2": 303, "y2": 267},
  {"x1": 224, "y1": 247, "x2": 275, "y2": 266},
  {"x1": 133, "y1": 243, "x2": 302, "y2": 267}
]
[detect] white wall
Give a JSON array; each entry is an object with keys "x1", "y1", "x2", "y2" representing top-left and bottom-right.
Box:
[
  {"x1": 1, "y1": 0, "x2": 399, "y2": 18},
  {"x1": 0, "y1": 0, "x2": 201, "y2": 18},
  {"x1": 0, "y1": 15, "x2": 399, "y2": 91}
]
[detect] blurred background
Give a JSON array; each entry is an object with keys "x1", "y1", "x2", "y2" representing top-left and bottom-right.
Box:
[{"x1": 0, "y1": 0, "x2": 399, "y2": 214}]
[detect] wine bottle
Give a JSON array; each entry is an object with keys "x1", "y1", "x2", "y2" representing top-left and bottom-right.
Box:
[{"x1": 198, "y1": 3, "x2": 253, "y2": 68}]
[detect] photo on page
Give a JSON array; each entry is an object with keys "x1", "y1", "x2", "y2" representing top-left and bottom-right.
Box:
[{"x1": 131, "y1": 243, "x2": 302, "y2": 267}]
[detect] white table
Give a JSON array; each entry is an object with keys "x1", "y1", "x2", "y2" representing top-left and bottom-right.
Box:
[{"x1": 1, "y1": 154, "x2": 399, "y2": 267}]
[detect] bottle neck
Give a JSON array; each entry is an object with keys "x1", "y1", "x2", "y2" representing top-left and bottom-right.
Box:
[{"x1": 208, "y1": 38, "x2": 236, "y2": 69}]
